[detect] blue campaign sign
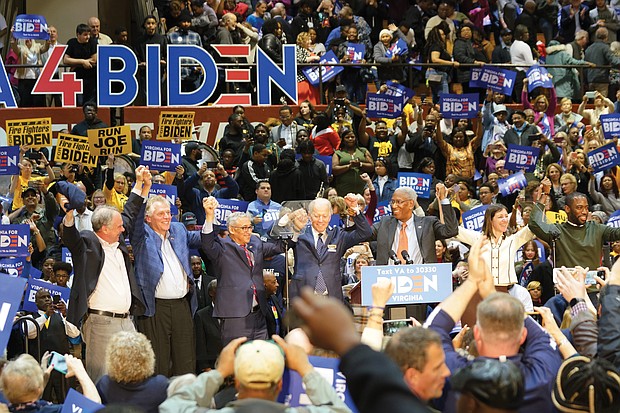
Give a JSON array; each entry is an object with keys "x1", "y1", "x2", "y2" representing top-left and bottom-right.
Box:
[
  {"x1": 0, "y1": 146, "x2": 20, "y2": 175},
  {"x1": 279, "y1": 356, "x2": 358, "y2": 412},
  {"x1": 462, "y1": 205, "x2": 490, "y2": 232},
  {"x1": 61, "y1": 389, "x2": 104, "y2": 413},
  {"x1": 600, "y1": 114, "x2": 620, "y2": 140},
  {"x1": 384, "y1": 81, "x2": 415, "y2": 103},
  {"x1": 587, "y1": 142, "x2": 620, "y2": 173},
  {"x1": 62, "y1": 247, "x2": 73, "y2": 268},
  {"x1": 526, "y1": 65, "x2": 553, "y2": 92},
  {"x1": 439, "y1": 93, "x2": 478, "y2": 119},
  {"x1": 504, "y1": 144, "x2": 540, "y2": 172},
  {"x1": 22, "y1": 277, "x2": 71, "y2": 313},
  {"x1": 366, "y1": 93, "x2": 404, "y2": 119},
  {"x1": 0, "y1": 225, "x2": 30, "y2": 257},
  {"x1": 0, "y1": 275, "x2": 28, "y2": 354},
  {"x1": 497, "y1": 171, "x2": 527, "y2": 196},
  {"x1": 469, "y1": 66, "x2": 516, "y2": 95},
  {"x1": 386, "y1": 39, "x2": 409, "y2": 58},
  {"x1": 360, "y1": 264, "x2": 453, "y2": 305},
  {"x1": 373, "y1": 201, "x2": 392, "y2": 223},
  {"x1": 30, "y1": 267, "x2": 42, "y2": 279},
  {"x1": 13, "y1": 15, "x2": 49, "y2": 40},
  {"x1": 302, "y1": 50, "x2": 344, "y2": 86},
  {"x1": 397, "y1": 172, "x2": 432, "y2": 198},
  {"x1": 608, "y1": 210, "x2": 620, "y2": 228},
  {"x1": 329, "y1": 213, "x2": 343, "y2": 229},
  {"x1": 140, "y1": 141, "x2": 181, "y2": 172},
  {"x1": 346, "y1": 43, "x2": 365, "y2": 64},
  {"x1": 0, "y1": 257, "x2": 29, "y2": 278},
  {"x1": 214, "y1": 198, "x2": 249, "y2": 226},
  {"x1": 149, "y1": 184, "x2": 179, "y2": 215}
]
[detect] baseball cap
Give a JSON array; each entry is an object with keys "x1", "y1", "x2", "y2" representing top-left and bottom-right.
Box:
[
  {"x1": 335, "y1": 85, "x2": 347, "y2": 93},
  {"x1": 182, "y1": 212, "x2": 197, "y2": 226},
  {"x1": 185, "y1": 142, "x2": 202, "y2": 156},
  {"x1": 22, "y1": 187, "x2": 38, "y2": 198},
  {"x1": 451, "y1": 358, "x2": 524, "y2": 410},
  {"x1": 493, "y1": 105, "x2": 508, "y2": 115},
  {"x1": 234, "y1": 340, "x2": 285, "y2": 389}
]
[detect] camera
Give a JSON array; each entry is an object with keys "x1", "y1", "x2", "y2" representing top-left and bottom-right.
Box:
[
  {"x1": 334, "y1": 98, "x2": 346, "y2": 107},
  {"x1": 26, "y1": 152, "x2": 41, "y2": 161},
  {"x1": 69, "y1": 165, "x2": 79, "y2": 173}
]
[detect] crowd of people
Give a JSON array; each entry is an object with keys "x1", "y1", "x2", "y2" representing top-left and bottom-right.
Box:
[
  {"x1": 1, "y1": 0, "x2": 620, "y2": 411},
  {"x1": 3, "y1": 0, "x2": 620, "y2": 106}
]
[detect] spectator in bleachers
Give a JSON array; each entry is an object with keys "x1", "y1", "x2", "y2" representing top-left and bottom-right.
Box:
[
  {"x1": 424, "y1": 1, "x2": 456, "y2": 48},
  {"x1": 337, "y1": 26, "x2": 371, "y2": 104},
  {"x1": 510, "y1": 25, "x2": 536, "y2": 103},
  {"x1": 135, "y1": 15, "x2": 167, "y2": 106},
  {"x1": 64, "y1": 24, "x2": 98, "y2": 105},
  {"x1": 332, "y1": 128, "x2": 374, "y2": 195},
  {"x1": 190, "y1": 0, "x2": 219, "y2": 43},
  {"x1": 521, "y1": 80, "x2": 557, "y2": 139},
  {"x1": 492, "y1": 28, "x2": 512, "y2": 63},
  {"x1": 88, "y1": 17, "x2": 113, "y2": 45},
  {"x1": 41, "y1": 25, "x2": 62, "y2": 107},
  {"x1": 536, "y1": 0, "x2": 559, "y2": 45},
  {"x1": 247, "y1": 1, "x2": 268, "y2": 32},
  {"x1": 559, "y1": 0, "x2": 593, "y2": 43},
  {"x1": 547, "y1": 42, "x2": 593, "y2": 102},
  {"x1": 425, "y1": 25, "x2": 458, "y2": 104},
  {"x1": 454, "y1": 24, "x2": 486, "y2": 94},
  {"x1": 585, "y1": 28, "x2": 620, "y2": 97},
  {"x1": 270, "y1": 149, "x2": 306, "y2": 202},
  {"x1": 297, "y1": 140, "x2": 329, "y2": 199},
  {"x1": 589, "y1": 0, "x2": 619, "y2": 42},
  {"x1": 296, "y1": 32, "x2": 321, "y2": 105},
  {"x1": 435, "y1": 116, "x2": 483, "y2": 180},
  {"x1": 578, "y1": 91, "x2": 616, "y2": 125},
  {"x1": 237, "y1": 143, "x2": 272, "y2": 201},
  {"x1": 373, "y1": 26, "x2": 408, "y2": 84},
  {"x1": 9, "y1": 30, "x2": 50, "y2": 108},
  {"x1": 184, "y1": 163, "x2": 239, "y2": 223},
  {"x1": 162, "y1": 0, "x2": 193, "y2": 32},
  {"x1": 167, "y1": 14, "x2": 203, "y2": 92},
  {"x1": 291, "y1": 0, "x2": 321, "y2": 41}
]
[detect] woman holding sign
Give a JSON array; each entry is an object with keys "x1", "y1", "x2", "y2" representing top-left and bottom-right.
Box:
[{"x1": 454, "y1": 203, "x2": 535, "y2": 285}]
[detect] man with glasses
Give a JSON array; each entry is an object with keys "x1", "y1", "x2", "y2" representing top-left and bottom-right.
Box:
[
  {"x1": 371, "y1": 184, "x2": 457, "y2": 265},
  {"x1": 270, "y1": 105, "x2": 301, "y2": 150},
  {"x1": 202, "y1": 198, "x2": 305, "y2": 344}
]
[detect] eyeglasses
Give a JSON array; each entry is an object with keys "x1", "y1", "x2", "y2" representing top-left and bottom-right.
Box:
[
  {"x1": 114, "y1": 181, "x2": 125, "y2": 185},
  {"x1": 390, "y1": 199, "x2": 411, "y2": 206},
  {"x1": 231, "y1": 225, "x2": 253, "y2": 231}
]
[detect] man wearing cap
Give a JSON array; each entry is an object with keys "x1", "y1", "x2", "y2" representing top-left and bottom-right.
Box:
[
  {"x1": 503, "y1": 110, "x2": 540, "y2": 147},
  {"x1": 61, "y1": 167, "x2": 149, "y2": 382},
  {"x1": 160, "y1": 337, "x2": 351, "y2": 412},
  {"x1": 482, "y1": 101, "x2": 510, "y2": 152},
  {"x1": 167, "y1": 13, "x2": 203, "y2": 92},
  {"x1": 182, "y1": 142, "x2": 203, "y2": 179}
]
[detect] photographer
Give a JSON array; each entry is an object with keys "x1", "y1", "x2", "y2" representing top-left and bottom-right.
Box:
[
  {"x1": 10, "y1": 146, "x2": 55, "y2": 211},
  {"x1": 326, "y1": 85, "x2": 364, "y2": 127}
]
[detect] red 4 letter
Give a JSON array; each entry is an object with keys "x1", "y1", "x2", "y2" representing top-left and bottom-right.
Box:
[{"x1": 33, "y1": 45, "x2": 82, "y2": 107}]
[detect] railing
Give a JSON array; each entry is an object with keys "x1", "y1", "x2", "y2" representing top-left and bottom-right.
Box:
[{"x1": 3, "y1": 61, "x2": 614, "y2": 106}]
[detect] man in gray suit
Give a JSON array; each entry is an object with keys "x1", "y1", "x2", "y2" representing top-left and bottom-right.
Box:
[{"x1": 372, "y1": 184, "x2": 457, "y2": 265}]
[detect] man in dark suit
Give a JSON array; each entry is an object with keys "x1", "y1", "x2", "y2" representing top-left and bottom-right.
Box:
[
  {"x1": 124, "y1": 167, "x2": 208, "y2": 377},
  {"x1": 191, "y1": 255, "x2": 214, "y2": 310},
  {"x1": 62, "y1": 169, "x2": 147, "y2": 382},
  {"x1": 372, "y1": 184, "x2": 457, "y2": 265},
  {"x1": 263, "y1": 271, "x2": 285, "y2": 337},
  {"x1": 290, "y1": 196, "x2": 372, "y2": 301},
  {"x1": 202, "y1": 197, "x2": 296, "y2": 345},
  {"x1": 194, "y1": 279, "x2": 222, "y2": 373}
]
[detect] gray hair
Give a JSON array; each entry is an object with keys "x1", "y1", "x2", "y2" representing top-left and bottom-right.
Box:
[
  {"x1": 394, "y1": 187, "x2": 418, "y2": 202},
  {"x1": 308, "y1": 197, "x2": 331, "y2": 214},
  {"x1": 145, "y1": 196, "x2": 170, "y2": 217},
  {"x1": 1, "y1": 354, "x2": 44, "y2": 403},
  {"x1": 92, "y1": 205, "x2": 120, "y2": 232},
  {"x1": 227, "y1": 212, "x2": 253, "y2": 229}
]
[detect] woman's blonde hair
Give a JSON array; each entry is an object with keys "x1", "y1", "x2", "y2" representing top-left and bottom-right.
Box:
[
  {"x1": 105, "y1": 331, "x2": 155, "y2": 383},
  {"x1": 297, "y1": 32, "x2": 311, "y2": 47}
]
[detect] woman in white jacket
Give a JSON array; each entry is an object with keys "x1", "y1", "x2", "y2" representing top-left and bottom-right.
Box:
[{"x1": 455, "y1": 204, "x2": 535, "y2": 285}]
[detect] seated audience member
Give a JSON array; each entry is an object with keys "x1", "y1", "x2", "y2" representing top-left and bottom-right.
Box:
[{"x1": 96, "y1": 331, "x2": 168, "y2": 413}]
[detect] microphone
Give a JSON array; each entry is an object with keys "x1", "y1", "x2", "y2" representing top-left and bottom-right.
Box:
[
  {"x1": 401, "y1": 250, "x2": 414, "y2": 265},
  {"x1": 389, "y1": 250, "x2": 402, "y2": 265}
]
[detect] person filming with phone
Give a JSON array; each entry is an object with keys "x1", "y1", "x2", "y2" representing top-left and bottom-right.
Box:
[{"x1": 26, "y1": 289, "x2": 80, "y2": 403}]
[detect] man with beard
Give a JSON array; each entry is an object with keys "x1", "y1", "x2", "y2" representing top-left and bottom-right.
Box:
[
  {"x1": 358, "y1": 116, "x2": 408, "y2": 168},
  {"x1": 182, "y1": 142, "x2": 204, "y2": 178},
  {"x1": 183, "y1": 163, "x2": 239, "y2": 223},
  {"x1": 531, "y1": 189, "x2": 620, "y2": 268}
]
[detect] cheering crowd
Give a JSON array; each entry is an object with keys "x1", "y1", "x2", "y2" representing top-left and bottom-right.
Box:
[
  {"x1": 2, "y1": 0, "x2": 620, "y2": 411},
  {"x1": 2, "y1": 0, "x2": 620, "y2": 106}
]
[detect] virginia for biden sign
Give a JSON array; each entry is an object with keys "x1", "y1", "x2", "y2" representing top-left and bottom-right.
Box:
[
  {"x1": 470, "y1": 67, "x2": 516, "y2": 95},
  {"x1": 439, "y1": 93, "x2": 478, "y2": 119},
  {"x1": 504, "y1": 144, "x2": 539, "y2": 172},
  {"x1": 600, "y1": 114, "x2": 620, "y2": 141},
  {"x1": 366, "y1": 93, "x2": 404, "y2": 119}
]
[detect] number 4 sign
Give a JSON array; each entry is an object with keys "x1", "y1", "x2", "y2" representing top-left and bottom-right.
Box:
[{"x1": 32, "y1": 46, "x2": 82, "y2": 106}]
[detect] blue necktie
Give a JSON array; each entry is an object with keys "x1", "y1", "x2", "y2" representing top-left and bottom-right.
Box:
[{"x1": 315, "y1": 234, "x2": 328, "y2": 295}]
